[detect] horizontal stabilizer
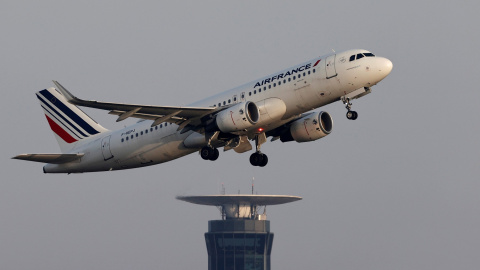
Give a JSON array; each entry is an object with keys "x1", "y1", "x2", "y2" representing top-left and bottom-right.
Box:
[{"x1": 12, "y1": 153, "x2": 84, "y2": 164}]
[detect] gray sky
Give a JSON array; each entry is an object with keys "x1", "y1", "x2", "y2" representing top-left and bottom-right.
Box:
[{"x1": 1, "y1": 1, "x2": 479, "y2": 269}]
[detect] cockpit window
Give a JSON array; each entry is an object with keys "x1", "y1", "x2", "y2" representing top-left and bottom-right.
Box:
[{"x1": 350, "y1": 52, "x2": 375, "y2": 62}]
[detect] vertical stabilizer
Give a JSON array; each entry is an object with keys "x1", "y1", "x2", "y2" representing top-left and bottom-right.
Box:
[{"x1": 36, "y1": 87, "x2": 108, "y2": 153}]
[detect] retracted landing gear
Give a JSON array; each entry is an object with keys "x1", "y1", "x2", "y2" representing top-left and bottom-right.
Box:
[
  {"x1": 341, "y1": 96, "x2": 358, "y2": 120},
  {"x1": 250, "y1": 133, "x2": 268, "y2": 167},
  {"x1": 201, "y1": 146, "x2": 219, "y2": 161}
]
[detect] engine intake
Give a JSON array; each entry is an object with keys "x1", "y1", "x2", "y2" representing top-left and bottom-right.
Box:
[
  {"x1": 281, "y1": 111, "x2": 333, "y2": 143},
  {"x1": 215, "y1": 101, "x2": 259, "y2": 133}
]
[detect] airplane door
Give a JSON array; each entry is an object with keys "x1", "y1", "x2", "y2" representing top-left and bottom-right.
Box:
[
  {"x1": 325, "y1": 54, "x2": 337, "y2": 79},
  {"x1": 101, "y1": 135, "x2": 114, "y2": 161}
]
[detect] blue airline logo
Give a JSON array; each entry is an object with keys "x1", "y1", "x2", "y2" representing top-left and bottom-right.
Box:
[{"x1": 253, "y1": 59, "x2": 320, "y2": 89}]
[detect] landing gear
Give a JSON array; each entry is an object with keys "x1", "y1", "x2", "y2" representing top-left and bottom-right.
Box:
[
  {"x1": 341, "y1": 96, "x2": 358, "y2": 120},
  {"x1": 250, "y1": 133, "x2": 268, "y2": 167},
  {"x1": 250, "y1": 152, "x2": 268, "y2": 167},
  {"x1": 200, "y1": 131, "x2": 220, "y2": 161},
  {"x1": 346, "y1": 110, "x2": 358, "y2": 120},
  {"x1": 200, "y1": 146, "x2": 219, "y2": 161}
]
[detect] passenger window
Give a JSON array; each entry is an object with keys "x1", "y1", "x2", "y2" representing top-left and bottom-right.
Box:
[
  {"x1": 249, "y1": 92, "x2": 251, "y2": 96},
  {"x1": 254, "y1": 90, "x2": 256, "y2": 94},
  {"x1": 155, "y1": 126, "x2": 158, "y2": 130},
  {"x1": 349, "y1": 55, "x2": 355, "y2": 61},
  {"x1": 145, "y1": 130, "x2": 148, "y2": 134},
  {"x1": 126, "y1": 137, "x2": 129, "y2": 141},
  {"x1": 356, "y1": 54, "x2": 364, "y2": 60},
  {"x1": 136, "y1": 133, "x2": 138, "y2": 137},
  {"x1": 234, "y1": 97, "x2": 237, "y2": 101},
  {"x1": 313, "y1": 69, "x2": 316, "y2": 73},
  {"x1": 268, "y1": 85, "x2": 271, "y2": 89},
  {"x1": 160, "y1": 124, "x2": 162, "y2": 128},
  {"x1": 283, "y1": 79, "x2": 286, "y2": 83},
  {"x1": 228, "y1": 99, "x2": 231, "y2": 103},
  {"x1": 141, "y1": 131, "x2": 143, "y2": 135},
  {"x1": 293, "y1": 76, "x2": 296, "y2": 80},
  {"x1": 131, "y1": 135, "x2": 133, "y2": 139},
  {"x1": 150, "y1": 128, "x2": 153, "y2": 132},
  {"x1": 298, "y1": 74, "x2": 301, "y2": 78},
  {"x1": 273, "y1": 83, "x2": 276, "y2": 87},
  {"x1": 223, "y1": 101, "x2": 226, "y2": 105},
  {"x1": 278, "y1": 81, "x2": 281, "y2": 85},
  {"x1": 308, "y1": 71, "x2": 310, "y2": 75},
  {"x1": 264, "y1": 86, "x2": 266, "y2": 91},
  {"x1": 121, "y1": 138, "x2": 124, "y2": 142},
  {"x1": 288, "y1": 78, "x2": 291, "y2": 82}
]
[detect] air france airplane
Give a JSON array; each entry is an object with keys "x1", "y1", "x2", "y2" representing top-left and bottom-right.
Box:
[{"x1": 13, "y1": 49, "x2": 392, "y2": 173}]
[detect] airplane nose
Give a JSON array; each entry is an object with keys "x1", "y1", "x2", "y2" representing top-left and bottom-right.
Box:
[
  {"x1": 372, "y1": 57, "x2": 393, "y2": 82},
  {"x1": 383, "y1": 58, "x2": 393, "y2": 75}
]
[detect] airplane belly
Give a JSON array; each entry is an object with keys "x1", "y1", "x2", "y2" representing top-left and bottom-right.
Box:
[
  {"x1": 256, "y1": 98, "x2": 287, "y2": 126},
  {"x1": 113, "y1": 132, "x2": 196, "y2": 170}
]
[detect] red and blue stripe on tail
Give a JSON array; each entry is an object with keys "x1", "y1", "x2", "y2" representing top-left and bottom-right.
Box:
[{"x1": 36, "y1": 87, "x2": 108, "y2": 152}]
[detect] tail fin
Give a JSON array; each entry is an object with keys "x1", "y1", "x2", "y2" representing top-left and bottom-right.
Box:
[{"x1": 36, "y1": 87, "x2": 109, "y2": 153}]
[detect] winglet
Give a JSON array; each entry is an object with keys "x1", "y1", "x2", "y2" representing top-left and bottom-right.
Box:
[{"x1": 52, "y1": 80, "x2": 77, "y2": 102}]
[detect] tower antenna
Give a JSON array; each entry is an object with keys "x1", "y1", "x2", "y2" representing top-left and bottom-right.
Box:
[{"x1": 252, "y1": 177, "x2": 254, "y2": 195}]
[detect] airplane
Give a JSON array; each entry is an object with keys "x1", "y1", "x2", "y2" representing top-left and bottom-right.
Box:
[{"x1": 13, "y1": 49, "x2": 392, "y2": 173}]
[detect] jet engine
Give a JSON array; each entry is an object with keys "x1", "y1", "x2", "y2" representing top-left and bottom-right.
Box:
[
  {"x1": 215, "y1": 101, "x2": 260, "y2": 133},
  {"x1": 280, "y1": 111, "x2": 333, "y2": 142}
]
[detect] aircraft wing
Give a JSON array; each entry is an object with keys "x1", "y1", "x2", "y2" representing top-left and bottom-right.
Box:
[
  {"x1": 52, "y1": 81, "x2": 218, "y2": 130},
  {"x1": 12, "y1": 154, "x2": 84, "y2": 164}
]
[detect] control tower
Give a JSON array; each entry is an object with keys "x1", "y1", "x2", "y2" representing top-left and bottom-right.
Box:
[{"x1": 177, "y1": 194, "x2": 302, "y2": 270}]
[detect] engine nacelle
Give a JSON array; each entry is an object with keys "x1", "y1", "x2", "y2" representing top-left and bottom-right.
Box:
[
  {"x1": 281, "y1": 111, "x2": 333, "y2": 143},
  {"x1": 215, "y1": 101, "x2": 260, "y2": 133}
]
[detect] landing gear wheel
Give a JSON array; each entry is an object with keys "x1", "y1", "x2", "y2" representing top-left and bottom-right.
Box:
[
  {"x1": 342, "y1": 96, "x2": 359, "y2": 120},
  {"x1": 346, "y1": 111, "x2": 358, "y2": 120},
  {"x1": 210, "y1": 148, "x2": 219, "y2": 161},
  {"x1": 200, "y1": 146, "x2": 219, "y2": 160},
  {"x1": 250, "y1": 152, "x2": 268, "y2": 167},
  {"x1": 250, "y1": 152, "x2": 261, "y2": 166},
  {"x1": 259, "y1": 154, "x2": 268, "y2": 167},
  {"x1": 346, "y1": 111, "x2": 353, "y2": 119},
  {"x1": 200, "y1": 147, "x2": 211, "y2": 160}
]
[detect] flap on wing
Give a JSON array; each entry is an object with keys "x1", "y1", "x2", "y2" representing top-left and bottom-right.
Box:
[
  {"x1": 12, "y1": 154, "x2": 84, "y2": 164},
  {"x1": 52, "y1": 81, "x2": 216, "y2": 121}
]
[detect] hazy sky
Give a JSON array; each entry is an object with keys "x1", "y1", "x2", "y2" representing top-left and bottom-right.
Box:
[{"x1": 1, "y1": 1, "x2": 479, "y2": 269}]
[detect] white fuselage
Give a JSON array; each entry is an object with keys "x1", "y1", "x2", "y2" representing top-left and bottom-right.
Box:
[{"x1": 43, "y1": 49, "x2": 392, "y2": 173}]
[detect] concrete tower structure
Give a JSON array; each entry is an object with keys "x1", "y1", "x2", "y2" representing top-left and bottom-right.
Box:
[{"x1": 177, "y1": 194, "x2": 301, "y2": 270}]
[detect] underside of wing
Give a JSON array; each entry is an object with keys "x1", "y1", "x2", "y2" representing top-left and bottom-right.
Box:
[
  {"x1": 12, "y1": 154, "x2": 84, "y2": 164},
  {"x1": 52, "y1": 81, "x2": 218, "y2": 129}
]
